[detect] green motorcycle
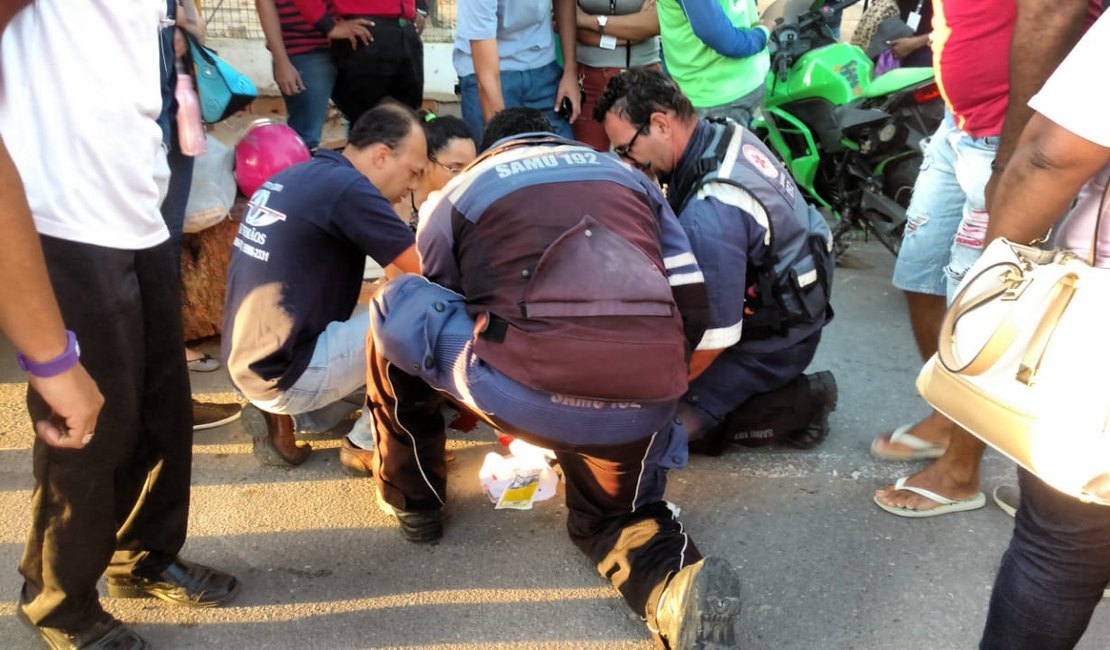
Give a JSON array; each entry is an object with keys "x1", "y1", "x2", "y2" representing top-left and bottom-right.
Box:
[{"x1": 751, "y1": 0, "x2": 943, "y2": 256}]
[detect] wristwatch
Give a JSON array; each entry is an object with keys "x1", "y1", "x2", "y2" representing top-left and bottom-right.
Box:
[
  {"x1": 17, "y1": 330, "x2": 81, "y2": 378},
  {"x1": 597, "y1": 15, "x2": 608, "y2": 35}
]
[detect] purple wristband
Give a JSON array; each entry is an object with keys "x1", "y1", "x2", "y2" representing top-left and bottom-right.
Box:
[{"x1": 17, "y1": 330, "x2": 81, "y2": 378}]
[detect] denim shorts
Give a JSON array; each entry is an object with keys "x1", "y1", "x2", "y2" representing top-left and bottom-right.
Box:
[{"x1": 892, "y1": 112, "x2": 997, "y2": 297}]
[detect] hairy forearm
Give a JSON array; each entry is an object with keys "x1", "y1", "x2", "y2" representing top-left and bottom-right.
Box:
[
  {"x1": 993, "y1": 0, "x2": 1086, "y2": 169},
  {"x1": 986, "y1": 114, "x2": 1110, "y2": 245}
]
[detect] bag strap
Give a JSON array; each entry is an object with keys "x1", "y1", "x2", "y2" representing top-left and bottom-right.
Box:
[
  {"x1": 1086, "y1": 176, "x2": 1110, "y2": 266},
  {"x1": 181, "y1": 29, "x2": 216, "y2": 68}
]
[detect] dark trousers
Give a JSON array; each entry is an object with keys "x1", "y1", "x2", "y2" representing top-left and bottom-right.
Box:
[
  {"x1": 980, "y1": 468, "x2": 1110, "y2": 649},
  {"x1": 330, "y1": 19, "x2": 424, "y2": 121},
  {"x1": 20, "y1": 236, "x2": 193, "y2": 631},
  {"x1": 366, "y1": 348, "x2": 701, "y2": 629},
  {"x1": 680, "y1": 330, "x2": 822, "y2": 444}
]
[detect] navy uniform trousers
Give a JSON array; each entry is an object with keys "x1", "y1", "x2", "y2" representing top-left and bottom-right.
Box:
[{"x1": 365, "y1": 275, "x2": 700, "y2": 631}]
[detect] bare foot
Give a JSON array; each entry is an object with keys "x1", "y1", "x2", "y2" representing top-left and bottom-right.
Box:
[
  {"x1": 870, "y1": 410, "x2": 956, "y2": 459},
  {"x1": 874, "y1": 460, "x2": 981, "y2": 513},
  {"x1": 185, "y1": 346, "x2": 205, "y2": 363}
]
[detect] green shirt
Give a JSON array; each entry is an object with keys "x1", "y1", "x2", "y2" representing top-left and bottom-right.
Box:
[{"x1": 657, "y1": 0, "x2": 770, "y2": 107}]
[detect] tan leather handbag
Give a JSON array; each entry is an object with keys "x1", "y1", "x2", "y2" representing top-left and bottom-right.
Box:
[{"x1": 916, "y1": 189, "x2": 1110, "y2": 504}]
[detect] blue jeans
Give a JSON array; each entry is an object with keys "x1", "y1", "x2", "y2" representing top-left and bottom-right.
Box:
[
  {"x1": 980, "y1": 468, "x2": 1110, "y2": 649},
  {"x1": 892, "y1": 112, "x2": 997, "y2": 297},
  {"x1": 459, "y1": 59, "x2": 574, "y2": 144},
  {"x1": 252, "y1": 310, "x2": 373, "y2": 448},
  {"x1": 281, "y1": 49, "x2": 337, "y2": 152}
]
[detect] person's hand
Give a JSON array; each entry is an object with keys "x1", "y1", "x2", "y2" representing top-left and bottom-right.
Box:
[
  {"x1": 888, "y1": 35, "x2": 928, "y2": 59},
  {"x1": 274, "y1": 58, "x2": 304, "y2": 96},
  {"x1": 759, "y1": 0, "x2": 788, "y2": 30},
  {"x1": 28, "y1": 363, "x2": 104, "y2": 449},
  {"x1": 414, "y1": 12, "x2": 426, "y2": 36},
  {"x1": 640, "y1": 0, "x2": 656, "y2": 14},
  {"x1": 329, "y1": 18, "x2": 374, "y2": 48},
  {"x1": 555, "y1": 74, "x2": 581, "y2": 124}
]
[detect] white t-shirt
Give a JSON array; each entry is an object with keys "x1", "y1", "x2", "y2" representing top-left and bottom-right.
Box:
[
  {"x1": 0, "y1": 1, "x2": 170, "y2": 250},
  {"x1": 1029, "y1": 12, "x2": 1110, "y2": 267}
]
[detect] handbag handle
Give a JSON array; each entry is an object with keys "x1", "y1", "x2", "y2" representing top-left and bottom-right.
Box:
[
  {"x1": 936, "y1": 261, "x2": 1025, "y2": 376},
  {"x1": 181, "y1": 29, "x2": 217, "y2": 68},
  {"x1": 937, "y1": 259, "x2": 1079, "y2": 385}
]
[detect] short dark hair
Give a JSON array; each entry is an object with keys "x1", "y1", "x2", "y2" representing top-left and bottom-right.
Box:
[
  {"x1": 592, "y1": 68, "x2": 695, "y2": 126},
  {"x1": 479, "y1": 107, "x2": 553, "y2": 152},
  {"x1": 420, "y1": 113, "x2": 474, "y2": 157},
  {"x1": 348, "y1": 101, "x2": 421, "y2": 149}
]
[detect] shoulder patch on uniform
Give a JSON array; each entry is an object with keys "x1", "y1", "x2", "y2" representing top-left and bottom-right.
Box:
[{"x1": 742, "y1": 144, "x2": 779, "y2": 180}]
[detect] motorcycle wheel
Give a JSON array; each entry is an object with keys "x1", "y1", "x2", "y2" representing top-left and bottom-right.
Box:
[{"x1": 884, "y1": 155, "x2": 923, "y2": 208}]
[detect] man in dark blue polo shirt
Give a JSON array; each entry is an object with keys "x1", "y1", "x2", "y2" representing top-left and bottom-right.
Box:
[{"x1": 223, "y1": 103, "x2": 423, "y2": 468}]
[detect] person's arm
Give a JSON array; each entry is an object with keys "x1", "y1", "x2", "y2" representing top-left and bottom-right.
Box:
[
  {"x1": 256, "y1": 0, "x2": 304, "y2": 96},
  {"x1": 387, "y1": 244, "x2": 421, "y2": 277},
  {"x1": 984, "y1": 114, "x2": 1110, "y2": 245},
  {"x1": 471, "y1": 38, "x2": 505, "y2": 123},
  {"x1": 553, "y1": 0, "x2": 581, "y2": 123},
  {"x1": 576, "y1": 0, "x2": 659, "y2": 44},
  {"x1": 984, "y1": 0, "x2": 1088, "y2": 210},
  {"x1": 677, "y1": 0, "x2": 768, "y2": 59},
  {"x1": 176, "y1": 0, "x2": 206, "y2": 41},
  {"x1": 673, "y1": 194, "x2": 751, "y2": 380},
  {"x1": 887, "y1": 33, "x2": 929, "y2": 59},
  {"x1": 291, "y1": 0, "x2": 373, "y2": 46},
  {"x1": 0, "y1": 137, "x2": 103, "y2": 449}
]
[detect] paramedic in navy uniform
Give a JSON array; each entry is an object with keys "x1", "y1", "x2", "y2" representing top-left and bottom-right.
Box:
[{"x1": 364, "y1": 107, "x2": 746, "y2": 650}]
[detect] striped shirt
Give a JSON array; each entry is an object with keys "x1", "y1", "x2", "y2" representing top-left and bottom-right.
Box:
[{"x1": 278, "y1": 0, "x2": 330, "y2": 56}]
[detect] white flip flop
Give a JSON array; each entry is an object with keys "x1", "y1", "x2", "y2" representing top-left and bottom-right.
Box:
[
  {"x1": 873, "y1": 476, "x2": 986, "y2": 518},
  {"x1": 870, "y1": 423, "x2": 948, "y2": 461}
]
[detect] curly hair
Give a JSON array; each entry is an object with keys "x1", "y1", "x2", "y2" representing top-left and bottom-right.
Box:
[{"x1": 592, "y1": 68, "x2": 695, "y2": 126}]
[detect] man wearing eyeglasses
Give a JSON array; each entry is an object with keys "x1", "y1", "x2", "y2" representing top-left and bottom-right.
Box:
[
  {"x1": 222, "y1": 103, "x2": 423, "y2": 472},
  {"x1": 596, "y1": 68, "x2": 838, "y2": 455}
]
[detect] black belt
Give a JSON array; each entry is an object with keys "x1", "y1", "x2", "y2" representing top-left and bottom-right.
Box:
[{"x1": 343, "y1": 15, "x2": 414, "y2": 28}]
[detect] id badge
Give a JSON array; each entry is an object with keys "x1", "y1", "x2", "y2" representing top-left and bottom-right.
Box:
[{"x1": 906, "y1": 11, "x2": 921, "y2": 32}]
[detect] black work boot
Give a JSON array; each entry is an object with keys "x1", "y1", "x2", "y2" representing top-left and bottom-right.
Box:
[
  {"x1": 375, "y1": 487, "x2": 443, "y2": 543},
  {"x1": 655, "y1": 557, "x2": 742, "y2": 650},
  {"x1": 783, "y1": 371, "x2": 838, "y2": 449}
]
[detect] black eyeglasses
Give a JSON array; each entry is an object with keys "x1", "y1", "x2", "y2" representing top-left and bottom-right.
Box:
[
  {"x1": 429, "y1": 155, "x2": 466, "y2": 175},
  {"x1": 613, "y1": 123, "x2": 649, "y2": 158}
]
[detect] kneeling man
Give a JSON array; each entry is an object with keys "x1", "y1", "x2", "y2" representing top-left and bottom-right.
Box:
[{"x1": 223, "y1": 103, "x2": 423, "y2": 468}]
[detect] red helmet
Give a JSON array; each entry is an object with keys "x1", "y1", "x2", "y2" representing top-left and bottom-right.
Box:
[{"x1": 234, "y1": 119, "x2": 311, "y2": 197}]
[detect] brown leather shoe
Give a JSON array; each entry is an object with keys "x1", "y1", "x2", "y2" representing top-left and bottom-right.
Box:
[
  {"x1": 339, "y1": 436, "x2": 374, "y2": 476},
  {"x1": 242, "y1": 405, "x2": 310, "y2": 467}
]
